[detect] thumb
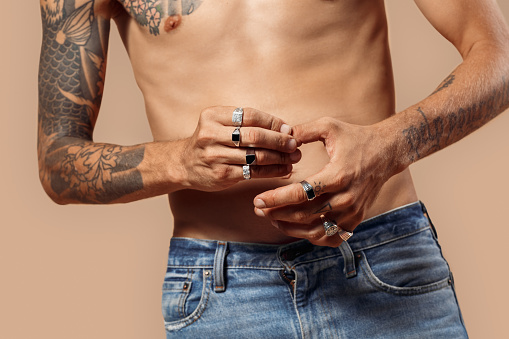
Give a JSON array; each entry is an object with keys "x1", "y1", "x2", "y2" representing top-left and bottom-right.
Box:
[{"x1": 292, "y1": 118, "x2": 333, "y2": 144}]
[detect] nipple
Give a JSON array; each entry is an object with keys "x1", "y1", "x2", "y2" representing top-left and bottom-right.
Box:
[{"x1": 164, "y1": 15, "x2": 182, "y2": 32}]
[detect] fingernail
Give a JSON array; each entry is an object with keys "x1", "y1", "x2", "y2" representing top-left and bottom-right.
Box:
[
  {"x1": 254, "y1": 199, "x2": 266, "y2": 209},
  {"x1": 254, "y1": 208, "x2": 265, "y2": 217},
  {"x1": 290, "y1": 151, "x2": 301, "y2": 162},
  {"x1": 288, "y1": 139, "x2": 297, "y2": 150},
  {"x1": 280, "y1": 124, "x2": 292, "y2": 134},
  {"x1": 271, "y1": 220, "x2": 279, "y2": 228}
]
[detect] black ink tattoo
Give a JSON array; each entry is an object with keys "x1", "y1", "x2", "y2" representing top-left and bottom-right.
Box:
[
  {"x1": 119, "y1": 0, "x2": 205, "y2": 36},
  {"x1": 50, "y1": 143, "x2": 145, "y2": 203},
  {"x1": 120, "y1": 0, "x2": 164, "y2": 35},
  {"x1": 431, "y1": 73, "x2": 455, "y2": 95},
  {"x1": 403, "y1": 77, "x2": 509, "y2": 161},
  {"x1": 313, "y1": 202, "x2": 333, "y2": 215},
  {"x1": 38, "y1": 1, "x2": 146, "y2": 203},
  {"x1": 313, "y1": 181, "x2": 326, "y2": 196},
  {"x1": 402, "y1": 107, "x2": 443, "y2": 160}
]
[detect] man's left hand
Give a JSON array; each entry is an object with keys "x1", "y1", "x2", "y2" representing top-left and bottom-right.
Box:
[{"x1": 253, "y1": 117, "x2": 397, "y2": 247}]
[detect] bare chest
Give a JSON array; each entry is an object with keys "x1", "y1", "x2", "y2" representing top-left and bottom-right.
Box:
[{"x1": 114, "y1": 0, "x2": 384, "y2": 38}]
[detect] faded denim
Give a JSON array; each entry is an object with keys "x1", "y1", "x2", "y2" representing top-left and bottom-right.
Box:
[{"x1": 162, "y1": 201, "x2": 468, "y2": 338}]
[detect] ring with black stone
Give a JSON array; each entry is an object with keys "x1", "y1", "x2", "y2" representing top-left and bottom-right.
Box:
[
  {"x1": 232, "y1": 127, "x2": 241, "y2": 147},
  {"x1": 300, "y1": 180, "x2": 316, "y2": 201},
  {"x1": 246, "y1": 148, "x2": 256, "y2": 165}
]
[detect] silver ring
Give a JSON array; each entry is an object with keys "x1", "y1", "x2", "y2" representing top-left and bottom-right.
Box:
[
  {"x1": 232, "y1": 127, "x2": 241, "y2": 147},
  {"x1": 246, "y1": 149, "x2": 256, "y2": 165},
  {"x1": 320, "y1": 215, "x2": 338, "y2": 237},
  {"x1": 300, "y1": 180, "x2": 316, "y2": 201},
  {"x1": 232, "y1": 107, "x2": 244, "y2": 127},
  {"x1": 243, "y1": 165, "x2": 251, "y2": 180},
  {"x1": 338, "y1": 228, "x2": 353, "y2": 241}
]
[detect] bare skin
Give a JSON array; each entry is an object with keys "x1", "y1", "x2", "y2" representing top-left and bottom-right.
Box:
[{"x1": 38, "y1": 0, "x2": 509, "y2": 246}]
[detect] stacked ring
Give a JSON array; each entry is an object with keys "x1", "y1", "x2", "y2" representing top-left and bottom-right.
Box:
[
  {"x1": 232, "y1": 108, "x2": 243, "y2": 147},
  {"x1": 338, "y1": 229, "x2": 353, "y2": 241},
  {"x1": 232, "y1": 128, "x2": 241, "y2": 147},
  {"x1": 243, "y1": 165, "x2": 251, "y2": 180},
  {"x1": 232, "y1": 107, "x2": 244, "y2": 127},
  {"x1": 246, "y1": 149, "x2": 256, "y2": 165},
  {"x1": 320, "y1": 215, "x2": 339, "y2": 236}
]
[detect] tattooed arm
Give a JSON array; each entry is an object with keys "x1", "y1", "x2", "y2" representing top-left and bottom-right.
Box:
[
  {"x1": 38, "y1": 0, "x2": 174, "y2": 204},
  {"x1": 38, "y1": 0, "x2": 296, "y2": 204},
  {"x1": 385, "y1": 0, "x2": 509, "y2": 169}
]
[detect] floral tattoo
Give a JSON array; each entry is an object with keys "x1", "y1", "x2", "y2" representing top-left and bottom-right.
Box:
[{"x1": 121, "y1": 0, "x2": 164, "y2": 35}]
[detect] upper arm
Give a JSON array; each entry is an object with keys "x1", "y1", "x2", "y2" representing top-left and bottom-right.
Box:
[
  {"x1": 38, "y1": 0, "x2": 113, "y2": 142},
  {"x1": 414, "y1": 0, "x2": 509, "y2": 57}
]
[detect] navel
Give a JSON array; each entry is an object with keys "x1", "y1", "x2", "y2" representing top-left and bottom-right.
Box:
[{"x1": 164, "y1": 15, "x2": 182, "y2": 32}]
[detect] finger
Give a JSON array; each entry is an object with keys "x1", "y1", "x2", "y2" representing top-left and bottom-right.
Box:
[
  {"x1": 212, "y1": 106, "x2": 292, "y2": 133},
  {"x1": 249, "y1": 164, "x2": 294, "y2": 179},
  {"x1": 224, "y1": 148, "x2": 301, "y2": 165},
  {"x1": 292, "y1": 118, "x2": 334, "y2": 144},
  {"x1": 260, "y1": 197, "x2": 331, "y2": 224},
  {"x1": 254, "y1": 175, "x2": 330, "y2": 209},
  {"x1": 228, "y1": 164, "x2": 293, "y2": 180},
  {"x1": 221, "y1": 126, "x2": 298, "y2": 153},
  {"x1": 273, "y1": 219, "x2": 343, "y2": 248}
]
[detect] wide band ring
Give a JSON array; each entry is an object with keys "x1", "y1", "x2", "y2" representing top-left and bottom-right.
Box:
[
  {"x1": 232, "y1": 107, "x2": 244, "y2": 127},
  {"x1": 243, "y1": 165, "x2": 251, "y2": 180},
  {"x1": 320, "y1": 215, "x2": 338, "y2": 237},
  {"x1": 300, "y1": 180, "x2": 316, "y2": 201},
  {"x1": 232, "y1": 127, "x2": 241, "y2": 147},
  {"x1": 246, "y1": 149, "x2": 256, "y2": 165}
]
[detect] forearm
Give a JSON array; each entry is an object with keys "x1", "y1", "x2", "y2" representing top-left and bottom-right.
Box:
[
  {"x1": 39, "y1": 136, "x2": 185, "y2": 205},
  {"x1": 381, "y1": 42, "x2": 509, "y2": 174}
]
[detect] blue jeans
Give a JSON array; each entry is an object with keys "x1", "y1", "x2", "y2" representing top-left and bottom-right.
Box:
[{"x1": 162, "y1": 202, "x2": 468, "y2": 338}]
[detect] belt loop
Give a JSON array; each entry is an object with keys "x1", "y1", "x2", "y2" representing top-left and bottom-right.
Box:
[
  {"x1": 213, "y1": 241, "x2": 229, "y2": 293},
  {"x1": 420, "y1": 201, "x2": 438, "y2": 239},
  {"x1": 338, "y1": 241, "x2": 357, "y2": 278}
]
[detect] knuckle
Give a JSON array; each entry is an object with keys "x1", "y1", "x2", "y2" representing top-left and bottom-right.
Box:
[
  {"x1": 246, "y1": 129, "x2": 261, "y2": 145},
  {"x1": 291, "y1": 186, "x2": 305, "y2": 202},
  {"x1": 213, "y1": 165, "x2": 231, "y2": 181},
  {"x1": 308, "y1": 229, "x2": 324, "y2": 242},
  {"x1": 270, "y1": 117, "x2": 282, "y2": 132},
  {"x1": 256, "y1": 151, "x2": 266, "y2": 164},
  {"x1": 277, "y1": 135, "x2": 287, "y2": 150},
  {"x1": 293, "y1": 211, "x2": 309, "y2": 223},
  {"x1": 196, "y1": 127, "x2": 213, "y2": 144},
  {"x1": 200, "y1": 107, "x2": 215, "y2": 120},
  {"x1": 279, "y1": 152, "x2": 288, "y2": 164},
  {"x1": 341, "y1": 193, "x2": 355, "y2": 207}
]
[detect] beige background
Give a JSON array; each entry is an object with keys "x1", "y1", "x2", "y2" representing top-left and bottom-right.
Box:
[{"x1": 1, "y1": 1, "x2": 508, "y2": 338}]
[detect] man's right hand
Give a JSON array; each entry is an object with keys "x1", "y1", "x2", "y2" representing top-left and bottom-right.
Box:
[{"x1": 178, "y1": 106, "x2": 301, "y2": 192}]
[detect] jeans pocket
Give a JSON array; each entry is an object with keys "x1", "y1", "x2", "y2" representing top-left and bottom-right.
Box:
[
  {"x1": 359, "y1": 229, "x2": 452, "y2": 295},
  {"x1": 162, "y1": 268, "x2": 212, "y2": 331}
]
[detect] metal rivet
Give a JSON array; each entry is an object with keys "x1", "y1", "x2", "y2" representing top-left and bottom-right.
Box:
[
  {"x1": 204, "y1": 270, "x2": 211, "y2": 277},
  {"x1": 183, "y1": 283, "x2": 189, "y2": 290}
]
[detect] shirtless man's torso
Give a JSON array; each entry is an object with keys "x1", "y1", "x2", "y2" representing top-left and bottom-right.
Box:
[
  {"x1": 113, "y1": 0, "x2": 417, "y2": 243},
  {"x1": 38, "y1": 0, "x2": 509, "y2": 336}
]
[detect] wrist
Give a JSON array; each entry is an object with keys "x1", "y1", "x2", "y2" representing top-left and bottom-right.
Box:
[
  {"x1": 143, "y1": 139, "x2": 190, "y2": 194},
  {"x1": 371, "y1": 117, "x2": 409, "y2": 179}
]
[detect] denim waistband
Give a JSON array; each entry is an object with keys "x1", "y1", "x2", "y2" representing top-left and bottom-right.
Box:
[{"x1": 168, "y1": 201, "x2": 431, "y2": 270}]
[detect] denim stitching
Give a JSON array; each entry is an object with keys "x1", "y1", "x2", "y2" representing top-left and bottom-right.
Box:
[
  {"x1": 358, "y1": 251, "x2": 452, "y2": 296},
  {"x1": 165, "y1": 270, "x2": 213, "y2": 332},
  {"x1": 351, "y1": 226, "x2": 430, "y2": 253}
]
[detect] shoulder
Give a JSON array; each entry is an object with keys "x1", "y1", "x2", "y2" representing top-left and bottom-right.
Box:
[{"x1": 40, "y1": 0, "x2": 120, "y2": 24}]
